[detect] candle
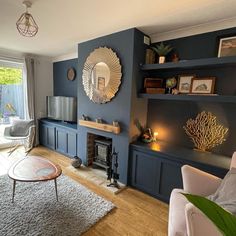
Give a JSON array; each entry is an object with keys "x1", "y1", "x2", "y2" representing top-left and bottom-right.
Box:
[{"x1": 154, "y1": 132, "x2": 159, "y2": 141}]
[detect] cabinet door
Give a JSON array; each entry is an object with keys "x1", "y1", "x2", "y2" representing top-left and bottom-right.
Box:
[
  {"x1": 131, "y1": 150, "x2": 159, "y2": 196},
  {"x1": 39, "y1": 122, "x2": 55, "y2": 149},
  {"x1": 56, "y1": 128, "x2": 67, "y2": 155},
  {"x1": 39, "y1": 123, "x2": 47, "y2": 147},
  {"x1": 46, "y1": 126, "x2": 56, "y2": 149},
  {"x1": 67, "y1": 131, "x2": 77, "y2": 157},
  {"x1": 158, "y1": 159, "x2": 183, "y2": 202}
]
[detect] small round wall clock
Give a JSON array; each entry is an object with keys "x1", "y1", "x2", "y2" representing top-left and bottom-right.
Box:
[{"x1": 67, "y1": 67, "x2": 76, "y2": 81}]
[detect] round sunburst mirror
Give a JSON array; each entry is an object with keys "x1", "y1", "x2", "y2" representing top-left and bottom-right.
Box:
[{"x1": 82, "y1": 47, "x2": 122, "y2": 104}]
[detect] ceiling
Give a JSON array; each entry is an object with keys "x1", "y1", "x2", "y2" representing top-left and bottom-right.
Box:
[{"x1": 1, "y1": 0, "x2": 236, "y2": 58}]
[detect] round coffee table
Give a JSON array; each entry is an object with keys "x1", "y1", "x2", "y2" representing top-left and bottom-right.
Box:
[{"x1": 8, "y1": 156, "x2": 62, "y2": 203}]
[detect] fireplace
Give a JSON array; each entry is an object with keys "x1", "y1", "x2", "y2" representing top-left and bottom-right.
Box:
[
  {"x1": 86, "y1": 133, "x2": 112, "y2": 171},
  {"x1": 93, "y1": 139, "x2": 112, "y2": 170}
]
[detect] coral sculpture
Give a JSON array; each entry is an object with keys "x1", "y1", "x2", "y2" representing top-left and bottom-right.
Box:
[{"x1": 183, "y1": 111, "x2": 228, "y2": 152}]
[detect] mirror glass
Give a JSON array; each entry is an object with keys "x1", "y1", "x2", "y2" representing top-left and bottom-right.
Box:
[
  {"x1": 82, "y1": 47, "x2": 122, "y2": 104},
  {"x1": 91, "y1": 62, "x2": 110, "y2": 91}
]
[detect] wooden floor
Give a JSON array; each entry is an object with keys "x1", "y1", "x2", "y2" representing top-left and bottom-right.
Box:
[{"x1": 0, "y1": 146, "x2": 168, "y2": 236}]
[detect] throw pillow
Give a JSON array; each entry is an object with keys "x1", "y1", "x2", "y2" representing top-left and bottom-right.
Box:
[
  {"x1": 208, "y1": 168, "x2": 236, "y2": 215},
  {"x1": 10, "y1": 119, "x2": 34, "y2": 137}
]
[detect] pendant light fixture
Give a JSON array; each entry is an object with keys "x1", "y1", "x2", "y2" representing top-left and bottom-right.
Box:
[{"x1": 16, "y1": 0, "x2": 38, "y2": 37}]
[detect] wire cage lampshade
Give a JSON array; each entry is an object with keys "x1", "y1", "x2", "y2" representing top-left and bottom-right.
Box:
[{"x1": 16, "y1": 1, "x2": 38, "y2": 37}]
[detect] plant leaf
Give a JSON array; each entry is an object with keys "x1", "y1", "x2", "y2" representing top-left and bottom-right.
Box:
[
  {"x1": 182, "y1": 193, "x2": 236, "y2": 236},
  {"x1": 151, "y1": 42, "x2": 172, "y2": 56}
]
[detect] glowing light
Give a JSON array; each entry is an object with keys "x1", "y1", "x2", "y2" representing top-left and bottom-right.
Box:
[{"x1": 154, "y1": 132, "x2": 159, "y2": 141}]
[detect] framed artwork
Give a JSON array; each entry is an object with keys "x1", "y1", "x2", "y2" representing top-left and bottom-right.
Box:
[
  {"x1": 97, "y1": 77, "x2": 105, "y2": 91},
  {"x1": 218, "y1": 36, "x2": 236, "y2": 57},
  {"x1": 190, "y1": 77, "x2": 216, "y2": 94},
  {"x1": 177, "y1": 74, "x2": 195, "y2": 93}
]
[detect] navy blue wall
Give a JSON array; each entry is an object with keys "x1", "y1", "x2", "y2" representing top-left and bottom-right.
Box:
[
  {"x1": 148, "y1": 27, "x2": 236, "y2": 156},
  {"x1": 53, "y1": 58, "x2": 78, "y2": 97},
  {"x1": 156, "y1": 27, "x2": 236, "y2": 60},
  {"x1": 77, "y1": 28, "x2": 147, "y2": 184}
]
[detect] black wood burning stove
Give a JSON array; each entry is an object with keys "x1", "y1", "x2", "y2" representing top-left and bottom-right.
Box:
[{"x1": 93, "y1": 139, "x2": 112, "y2": 170}]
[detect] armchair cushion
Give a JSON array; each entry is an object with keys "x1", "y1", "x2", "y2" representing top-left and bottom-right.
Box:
[
  {"x1": 10, "y1": 119, "x2": 34, "y2": 137},
  {"x1": 208, "y1": 168, "x2": 236, "y2": 215}
]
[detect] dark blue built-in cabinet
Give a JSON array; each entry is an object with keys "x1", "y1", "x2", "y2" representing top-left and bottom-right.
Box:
[
  {"x1": 130, "y1": 141, "x2": 230, "y2": 203},
  {"x1": 39, "y1": 118, "x2": 77, "y2": 158}
]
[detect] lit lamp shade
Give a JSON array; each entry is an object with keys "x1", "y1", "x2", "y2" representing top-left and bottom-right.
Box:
[{"x1": 16, "y1": 12, "x2": 38, "y2": 37}]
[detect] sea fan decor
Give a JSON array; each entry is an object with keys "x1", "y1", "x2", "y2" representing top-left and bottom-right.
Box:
[{"x1": 183, "y1": 111, "x2": 228, "y2": 152}]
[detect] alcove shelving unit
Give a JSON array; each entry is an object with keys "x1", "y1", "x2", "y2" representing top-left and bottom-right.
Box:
[
  {"x1": 139, "y1": 55, "x2": 236, "y2": 103},
  {"x1": 130, "y1": 53, "x2": 236, "y2": 202}
]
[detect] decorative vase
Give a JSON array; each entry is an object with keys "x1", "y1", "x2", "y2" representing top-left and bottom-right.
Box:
[
  {"x1": 71, "y1": 156, "x2": 82, "y2": 168},
  {"x1": 159, "y1": 56, "x2": 165, "y2": 64}
]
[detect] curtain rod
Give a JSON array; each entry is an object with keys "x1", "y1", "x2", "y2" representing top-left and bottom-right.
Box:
[{"x1": 0, "y1": 56, "x2": 24, "y2": 64}]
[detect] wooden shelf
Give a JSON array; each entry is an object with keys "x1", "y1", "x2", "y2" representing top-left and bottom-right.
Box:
[
  {"x1": 141, "y1": 56, "x2": 236, "y2": 71},
  {"x1": 138, "y1": 93, "x2": 236, "y2": 103},
  {"x1": 79, "y1": 120, "x2": 121, "y2": 134}
]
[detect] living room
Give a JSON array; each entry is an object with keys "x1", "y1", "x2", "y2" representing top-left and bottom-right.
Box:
[{"x1": 1, "y1": 0, "x2": 236, "y2": 235}]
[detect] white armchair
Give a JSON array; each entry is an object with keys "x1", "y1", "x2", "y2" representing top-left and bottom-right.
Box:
[
  {"x1": 4, "y1": 119, "x2": 35, "y2": 156},
  {"x1": 168, "y1": 152, "x2": 236, "y2": 236}
]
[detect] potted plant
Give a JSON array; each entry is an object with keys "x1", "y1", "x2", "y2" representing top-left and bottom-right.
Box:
[
  {"x1": 152, "y1": 42, "x2": 173, "y2": 64},
  {"x1": 134, "y1": 119, "x2": 154, "y2": 143}
]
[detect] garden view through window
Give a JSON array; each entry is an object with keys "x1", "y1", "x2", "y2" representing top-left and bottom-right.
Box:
[{"x1": 0, "y1": 61, "x2": 25, "y2": 148}]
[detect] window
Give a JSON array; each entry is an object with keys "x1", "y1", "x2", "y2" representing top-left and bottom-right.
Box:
[
  {"x1": 0, "y1": 60, "x2": 24, "y2": 122},
  {"x1": 0, "y1": 59, "x2": 25, "y2": 148}
]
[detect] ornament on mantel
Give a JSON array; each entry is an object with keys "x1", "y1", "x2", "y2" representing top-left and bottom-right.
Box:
[{"x1": 183, "y1": 111, "x2": 228, "y2": 152}]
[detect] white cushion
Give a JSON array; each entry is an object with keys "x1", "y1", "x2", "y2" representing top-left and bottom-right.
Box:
[{"x1": 10, "y1": 120, "x2": 34, "y2": 137}]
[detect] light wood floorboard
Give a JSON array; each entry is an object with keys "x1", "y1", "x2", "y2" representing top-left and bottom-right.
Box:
[{"x1": 0, "y1": 146, "x2": 168, "y2": 236}]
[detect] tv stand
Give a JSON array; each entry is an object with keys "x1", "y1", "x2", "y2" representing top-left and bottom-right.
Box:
[{"x1": 39, "y1": 118, "x2": 78, "y2": 158}]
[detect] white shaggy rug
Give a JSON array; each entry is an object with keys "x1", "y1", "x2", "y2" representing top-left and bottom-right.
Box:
[{"x1": 0, "y1": 174, "x2": 115, "y2": 236}]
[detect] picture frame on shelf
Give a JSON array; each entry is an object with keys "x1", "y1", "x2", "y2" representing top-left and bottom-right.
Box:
[
  {"x1": 190, "y1": 77, "x2": 216, "y2": 94},
  {"x1": 177, "y1": 74, "x2": 195, "y2": 94},
  {"x1": 218, "y1": 36, "x2": 236, "y2": 57}
]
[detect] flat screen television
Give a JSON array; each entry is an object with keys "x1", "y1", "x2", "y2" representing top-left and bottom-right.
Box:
[{"x1": 47, "y1": 96, "x2": 77, "y2": 122}]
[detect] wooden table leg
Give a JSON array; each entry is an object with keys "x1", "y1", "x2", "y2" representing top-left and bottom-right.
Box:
[
  {"x1": 12, "y1": 180, "x2": 16, "y2": 203},
  {"x1": 54, "y1": 179, "x2": 58, "y2": 201}
]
